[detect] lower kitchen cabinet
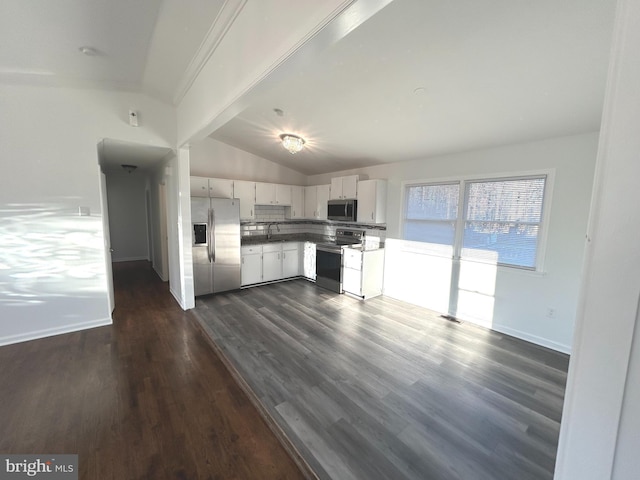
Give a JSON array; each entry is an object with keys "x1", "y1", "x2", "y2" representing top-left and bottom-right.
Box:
[
  {"x1": 282, "y1": 242, "x2": 301, "y2": 278},
  {"x1": 241, "y1": 242, "x2": 303, "y2": 286},
  {"x1": 262, "y1": 244, "x2": 283, "y2": 283},
  {"x1": 241, "y1": 245, "x2": 262, "y2": 286},
  {"x1": 342, "y1": 247, "x2": 385, "y2": 299}
]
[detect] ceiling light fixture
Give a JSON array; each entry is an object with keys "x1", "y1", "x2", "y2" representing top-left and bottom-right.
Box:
[
  {"x1": 121, "y1": 164, "x2": 138, "y2": 173},
  {"x1": 279, "y1": 134, "x2": 305, "y2": 154}
]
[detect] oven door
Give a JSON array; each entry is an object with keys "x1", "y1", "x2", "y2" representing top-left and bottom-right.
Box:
[{"x1": 315, "y1": 245, "x2": 343, "y2": 293}]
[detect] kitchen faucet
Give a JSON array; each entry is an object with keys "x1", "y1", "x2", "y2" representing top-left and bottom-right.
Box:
[{"x1": 267, "y1": 223, "x2": 280, "y2": 239}]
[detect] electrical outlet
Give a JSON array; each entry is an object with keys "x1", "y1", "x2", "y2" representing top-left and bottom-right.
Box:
[{"x1": 546, "y1": 307, "x2": 556, "y2": 318}]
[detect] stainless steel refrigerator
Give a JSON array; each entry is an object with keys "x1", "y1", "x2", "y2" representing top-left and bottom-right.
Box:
[{"x1": 191, "y1": 197, "x2": 241, "y2": 296}]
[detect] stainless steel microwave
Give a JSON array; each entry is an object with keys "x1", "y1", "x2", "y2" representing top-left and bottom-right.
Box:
[{"x1": 327, "y1": 199, "x2": 357, "y2": 221}]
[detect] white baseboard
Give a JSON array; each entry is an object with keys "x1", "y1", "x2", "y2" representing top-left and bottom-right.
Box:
[
  {"x1": 490, "y1": 323, "x2": 572, "y2": 354},
  {"x1": 170, "y1": 287, "x2": 188, "y2": 310},
  {"x1": 0, "y1": 317, "x2": 113, "y2": 347},
  {"x1": 112, "y1": 256, "x2": 149, "y2": 263},
  {"x1": 153, "y1": 264, "x2": 168, "y2": 282}
]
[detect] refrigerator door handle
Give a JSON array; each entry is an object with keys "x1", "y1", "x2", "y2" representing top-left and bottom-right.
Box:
[
  {"x1": 211, "y1": 209, "x2": 216, "y2": 263},
  {"x1": 206, "y1": 208, "x2": 213, "y2": 263}
]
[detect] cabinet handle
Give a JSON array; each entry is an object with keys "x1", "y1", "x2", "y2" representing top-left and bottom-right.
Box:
[
  {"x1": 283, "y1": 252, "x2": 286, "y2": 259},
  {"x1": 242, "y1": 257, "x2": 244, "y2": 264},
  {"x1": 371, "y1": 212, "x2": 374, "y2": 220}
]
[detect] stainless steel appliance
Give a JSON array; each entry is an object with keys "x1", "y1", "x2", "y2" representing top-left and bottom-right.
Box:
[
  {"x1": 191, "y1": 197, "x2": 241, "y2": 296},
  {"x1": 316, "y1": 228, "x2": 365, "y2": 293},
  {"x1": 327, "y1": 199, "x2": 357, "y2": 222}
]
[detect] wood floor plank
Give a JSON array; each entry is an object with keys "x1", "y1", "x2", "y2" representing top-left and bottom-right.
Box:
[
  {"x1": 0, "y1": 261, "x2": 306, "y2": 480},
  {"x1": 194, "y1": 279, "x2": 569, "y2": 480}
]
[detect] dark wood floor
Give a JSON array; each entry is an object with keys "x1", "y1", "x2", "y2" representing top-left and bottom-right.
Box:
[
  {"x1": 194, "y1": 279, "x2": 570, "y2": 480},
  {"x1": 0, "y1": 261, "x2": 305, "y2": 480}
]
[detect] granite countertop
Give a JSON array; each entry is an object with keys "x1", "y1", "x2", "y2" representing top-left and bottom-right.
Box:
[{"x1": 241, "y1": 233, "x2": 332, "y2": 246}]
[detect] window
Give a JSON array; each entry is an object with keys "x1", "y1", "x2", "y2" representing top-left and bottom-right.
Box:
[
  {"x1": 403, "y1": 183, "x2": 459, "y2": 247},
  {"x1": 403, "y1": 175, "x2": 548, "y2": 270}
]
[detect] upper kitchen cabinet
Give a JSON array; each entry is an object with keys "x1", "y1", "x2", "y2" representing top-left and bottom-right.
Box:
[
  {"x1": 304, "y1": 185, "x2": 330, "y2": 220},
  {"x1": 190, "y1": 176, "x2": 209, "y2": 197},
  {"x1": 234, "y1": 180, "x2": 256, "y2": 219},
  {"x1": 330, "y1": 175, "x2": 359, "y2": 200},
  {"x1": 357, "y1": 179, "x2": 387, "y2": 224},
  {"x1": 208, "y1": 178, "x2": 234, "y2": 198},
  {"x1": 190, "y1": 177, "x2": 233, "y2": 198},
  {"x1": 255, "y1": 182, "x2": 292, "y2": 206},
  {"x1": 288, "y1": 186, "x2": 304, "y2": 219}
]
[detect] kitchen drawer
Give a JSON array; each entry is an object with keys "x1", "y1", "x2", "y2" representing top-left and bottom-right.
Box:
[
  {"x1": 241, "y1": 245, "x2": 262, "y2": 255},
  {"x1": 262, "y1": 243, "x2": 283, "y2": 253},
  {"x1": 282, "y1": 241, "x2": 299, "y2": 251},
  {"x1": 343, "y1": 248, "x2": 363, "y2": 270}
]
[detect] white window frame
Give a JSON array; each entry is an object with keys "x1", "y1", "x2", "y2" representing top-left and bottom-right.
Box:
[{"x1": 400, "y1": 169, "x2": 554, "y2": 273}]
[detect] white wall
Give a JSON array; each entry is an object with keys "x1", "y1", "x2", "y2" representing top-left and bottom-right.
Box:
[
  {"x1": 149, "y1": 164, "x2": 169, "y2": 281},
  {"x1": 556, "y1": 0, "x2": 640, "y2": 477},
  {"x1": 105, "y1": 172, "x2": 149, "y2": 262},
  {"x1": 309, "y1": 132, "x2": 598, "y2": 352},
  {"x1": 0, "y1": 84, "x2": 175, "y2": 345},
  {"x1": 190, "y1": 137, "x2": 307, "y2": 185}
]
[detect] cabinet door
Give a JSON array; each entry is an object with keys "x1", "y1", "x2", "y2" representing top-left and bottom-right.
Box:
[
  {"x1": 290, "y1": 186, "x2": 304, "y2": 219},
  {"x1": 304, "y1": 186, "x2": 317, "y2": 218},
  {"x1": 330, "y1": 177, "x2": 343, "y2": 200},
  {"x1": 241, "y1": 254, "x2": 262, "y2": 286},
  {"x1": 342, "y1": 175, "x2": 359, "y2": 199},
  {"x1": 255, "y1": 182, "x2": 276, "y2": 205},
  {"x1": 316, "y1": 185, "x2": 330, "y2": 220},
  {"x1": 282, "y1": 245, "x2": 300, "y2": 277},
  {"x1": 262, "y1": 251, "x2": 282, "y2": 282},
  {"x1": 190, "y1": 176, "x2": 209, "y2": 197},
  {"x1": 357, "y1": 179, "x2": 386, "y2": 224},
  {"x1": 234, "y1": 181, "x2": 256, "y2": 219},
  {"x1": 342, "y1": 267, "x2": 362, "y2": 296},
  {"x1": 276, "y1": 184, "x2": 292, "y2": 205},
  {"x1": 209, "y1": 178, "x2": 234, "y2": 198}
]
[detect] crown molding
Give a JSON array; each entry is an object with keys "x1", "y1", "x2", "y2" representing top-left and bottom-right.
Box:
[{"x1": 172, "y1": 0, "x2": 247, "y2": 105}]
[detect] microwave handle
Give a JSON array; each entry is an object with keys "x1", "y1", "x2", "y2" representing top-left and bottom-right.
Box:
[{"x1": 345, "y1": 202, "x2": 348, "y2": 218}]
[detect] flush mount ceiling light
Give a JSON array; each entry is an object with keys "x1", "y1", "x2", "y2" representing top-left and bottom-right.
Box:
[
  {"x1": 279, "y1": 134, "x2": 305, "y2": 154},
  {"x1": 121, "y1": 164, "x2": 137, "y2": 173}
]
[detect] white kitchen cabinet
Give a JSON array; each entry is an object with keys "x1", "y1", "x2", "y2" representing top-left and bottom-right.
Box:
[
  {"x1": 304, "y1": 186, "x2": 317, "y2": 218},
  {"x1": 316, "y1": 185, "x2": 330, "y2": 220},
  {"x1": 342, "y1": 247, "x2": 384, "y2": 299},
  {"x1": 190, "y1": 176, "x2": 209, "y2": 197},
  {"x1": 191, "y1": 177, "x2": 234, "y2": 198},
  {"x1": 288, "y1": 186, "x2": 304, "y2": 219},
  {"x1": 234, "y1": 180, "x2": 256, "y2": 220},
  {"x1": 357, "y1": 179, "x2": 387, "y2": 224},
  {"x1": 255, "y1": 182, "x2": 275, "y2": 205},
  {"x1": 208, "y1": 178, "x2": 234, "y2": 198},
  {"x1": 303, "y1": 242, "x2": 317, "y2": 280},
  {"x1": 303, "y1": 185, "x2": 330, "y2": 219},
  {"x1": 276, "y1": 184, "x2": 292, "y2": 206},
  {"x1": 241, "y1": 245, "x2": 262, "y2": 286},
  {"x1": 262, "y1": 243, "x2": 282, "y2": 282},
  {"x1": 282, "y1": 242, "x2": 301, "y2": 278},
  {"x1": 330, "y1": 175, "x2": 359, "y2": 200},
  {"x1": 255, "y1": 183, "x2": 292, "y2": 205}
]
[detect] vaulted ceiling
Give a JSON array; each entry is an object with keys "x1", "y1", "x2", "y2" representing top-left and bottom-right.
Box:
[{"x1": 0, "y1": 0, "x2": 617, "y2": 176}]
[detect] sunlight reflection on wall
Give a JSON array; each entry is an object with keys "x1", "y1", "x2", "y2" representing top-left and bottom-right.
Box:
[{"x1": 0, "y1": 204, "x2": 109, "y2": 342}]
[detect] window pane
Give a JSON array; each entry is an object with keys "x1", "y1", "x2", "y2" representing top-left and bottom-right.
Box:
[
  {"x1": 466, "y1": 178, "x2": 545, "y2": 223},
  {"x1": 463, "y1": 177, "x2": 546, "y2": 268},
  {"x1": 406, "y1": 184, "x2": 459, "y2": 221},
  {"x1": 462, "y1": 221, "x2": 540, "y2": 268},
  {"x1": 404, "y1": 220, "x2": 456, "y2": 245}
]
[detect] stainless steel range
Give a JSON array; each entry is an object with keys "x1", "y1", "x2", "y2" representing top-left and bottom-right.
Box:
[{"x1": 316, "y1": 228, "x2": 365, "y2": 293}]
